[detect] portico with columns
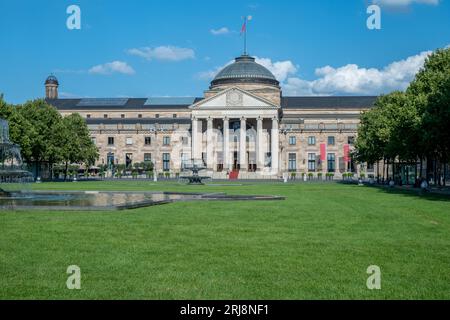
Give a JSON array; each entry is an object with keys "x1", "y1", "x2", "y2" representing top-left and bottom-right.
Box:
[{"x1": 189, "y1": 87, "x2": 281, "y2": 177}]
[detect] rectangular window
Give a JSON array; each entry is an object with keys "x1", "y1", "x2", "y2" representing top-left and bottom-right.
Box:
[
  {"x1": 288, "y1": 153, "x2": 297, "y2": 171},
  {"x1": 289, "y1": 136, "x2": 296, "y2": 145},
  {"x1": 327, "y1": 153, "x2": 336, "y2": 172},
  {"x1": 308, "y1": 153, "x2": 316, "y2": 172},
  {"x1": 348, "y1": 136, "x2": 355, "y2": 145},
  {"x1": 173, "y1": 114, "x2": 177, "y2": 118},
  {"x1": 121, "y1": 114, "x2": 125, "y2": 119},
  {"x1": 138, "y1": 114, "x2": 143, "y2": 119},
  {"x1": 182, "y1": 137, "x2": 188, "y2": 145},
  {"x1": 107, "y1": 153, "x2": 114, "y2": 168},
  {"x1": 86, "y1": 114, "x2": 91, "y2": 119},
  {"x1": 181, "y1": 153, "x2": 189, "y2": 168},
  {"x1": 308, "y1": 136, "x2": 316, "y2": 146},
  {"x1": 155, "y1": 114, "x2": 160, "y2": 119},
  {"x1": 163, "y1": 136, "x2": 170, "y2": 146},
  {"x1": 104, "y1": 114, "x2": 108, "y2": 119},
  {"x1": 126, "y1": 137, "x2": 133, "y2": 145},
  {"x1": 144, "y1": 153, "x2": 152, "y2": 162},
  {"x1": 163, "y1": 153, "x2": 170, "y2": 171},
  {"x1": 145, "y1": 137, "x2": 151, "y2": 146},
  {"x1": 328, "y1": 136, "x2": 335, "y2": 146},
  {"x1": 108, "y1": 137, "x2": 114, "y2": 145}
]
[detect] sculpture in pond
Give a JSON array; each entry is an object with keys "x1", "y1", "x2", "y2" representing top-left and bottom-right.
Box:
[{"x1": 0, "y1": 119, "x2": 33, "y2": 196}]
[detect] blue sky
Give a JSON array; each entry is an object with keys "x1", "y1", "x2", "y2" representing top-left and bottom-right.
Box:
[{"x1": 0, "y1": 0, "x2": 449, "y2": 103}]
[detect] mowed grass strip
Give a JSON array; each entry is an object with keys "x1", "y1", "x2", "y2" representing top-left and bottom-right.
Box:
[{"x1": 1, "y1": 181, "x2": 449, "y2": 299}]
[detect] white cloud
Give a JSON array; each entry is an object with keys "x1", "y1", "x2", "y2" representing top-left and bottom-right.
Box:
[
  {"x1": 88, "y1": 61, "x2": 135, "y2": 75},
  {"x1": 372, "y1": 0, "x2": 439, "y2": 7},
  {"x1": 283, "y1": 50, "x2": 432, "y2": 96},
  {"x1": 127, "y1": 46, "x2": 195, "y2": 62},
  {"x1": 254, "y1": 57, "x2": 298, "y2": 82},
  {"x1": 210, "y1": 27, "x2": 230, "y2": 35}
]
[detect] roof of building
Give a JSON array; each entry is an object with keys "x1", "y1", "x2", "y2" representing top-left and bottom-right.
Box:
[
  {"x1": 47, "y1": 95, "x2": 376, "y2": 110},
  {"x1": 47, "y1": 98, "x2": 203, "y2": 110},
  {"x1": 282, "y1": 96, "x2": 377, "y2": 109},
  {"x1": 210, "y1": 55, "x2": 280, "y2": 88}
]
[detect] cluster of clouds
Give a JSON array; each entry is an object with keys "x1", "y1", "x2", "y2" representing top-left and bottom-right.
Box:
[
  {"x1": 197, "y1": 49, "x2": 433, "y2": 96},
  {"x1": 282, "y1": 50, "x2": 432, "y2": 96},
  {"x1": 62, "y1": 45, "x2": 196, "y2": 76},
  {"x1": 88, "y1": 61, "x2": 135, "y2": 75}
]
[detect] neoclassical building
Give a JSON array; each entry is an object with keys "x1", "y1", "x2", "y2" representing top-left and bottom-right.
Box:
[{"x1": 46, "y1": 54, "x2": 377, "y2": 179}]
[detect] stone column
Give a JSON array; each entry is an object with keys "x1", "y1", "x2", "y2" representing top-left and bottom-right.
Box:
[
  {"x1": 206, "y1": 117, "x2": 214, "y2": 170},
  {"x1": 271, "y1": 117, "x2": 279, "y2": 174},
  {"x1": 191, "y1": 117, "x2": 198, "y2": 161},
  {"x1": 256, "y1": 117, "x2": 264, "y2": 171},
  {"x1": 223, "y1": 117, "x2": 230, "y2": 170},
  {"x1": 197, "y1": 119, "x2": 203, "y2": 162},
  {"x1": 239, "y1": 117, "x2": 247, "y2": 171}
]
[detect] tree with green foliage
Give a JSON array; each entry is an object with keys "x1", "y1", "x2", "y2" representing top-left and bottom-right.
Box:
[
  {"x1": 16, "y1": 99, "x2": 65, "y2": 178},
  {"x1": 355, "y1": 47, "x2": 450, "y2": 185},
  {"x1": 408, "y1": 48, "x2": 450, "y2": 185},
  {"x1": 59, "y1": 113, "x2": 98, "y2": 180}
]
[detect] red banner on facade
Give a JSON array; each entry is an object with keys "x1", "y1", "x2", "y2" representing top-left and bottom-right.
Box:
[
  {"x1": 320, "y1": 143, "x2": 326, "y2": 161},
  {"x1": 344, "y1": 144, "x2": 350, "y2": 163}
]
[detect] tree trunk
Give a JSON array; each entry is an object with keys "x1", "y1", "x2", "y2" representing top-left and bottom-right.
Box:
[
  {"x1": 377, "y1": 160, "x2": 380, "y2": 183},
  {"x1": 384, "y1": 159, "x2": 388, "y2": 182},
  {"x1": 434, "y1": 158, "x2": 438, "y2": 185},
  {"x1": 64, "y1": 162, "x2": 69, "y2": 181},
  {"x1": 419, "y1": 158, "x2": 423, "y2": 180},
  {"x1": 444, "y1": 158, "x2": 447, "y2": 187}
]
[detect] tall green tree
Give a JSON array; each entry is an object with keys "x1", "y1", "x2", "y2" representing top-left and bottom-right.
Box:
[
  {"x1": 15, "y1": 99, "x2": 64, "y2": 177},
  {"x1": 355, "y1": 47, "x2": 450, "y2": 184},
  {"x1": 59, "y1": 113, "x2": 98, "y2": 180},
  {"x1": 408, "y1": 48, "x2": 450, "y2": 184}
]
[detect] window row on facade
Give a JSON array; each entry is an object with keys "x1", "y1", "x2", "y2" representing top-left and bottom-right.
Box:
[
  {"x1": 288, "y1": 135, "x2": 355, "y2": 146},
  {"x1": 86, "y1": 114, "x2": 179, "y2": 119}
]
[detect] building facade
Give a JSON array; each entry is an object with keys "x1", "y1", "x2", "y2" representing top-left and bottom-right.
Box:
[{"x1": 46, "y1": 54, "x2": 377, "y2": 179}]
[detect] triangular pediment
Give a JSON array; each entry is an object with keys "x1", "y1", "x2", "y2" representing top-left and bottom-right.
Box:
[{"x1": 189, "y1": 87, "x2": 279, "y2": 110}]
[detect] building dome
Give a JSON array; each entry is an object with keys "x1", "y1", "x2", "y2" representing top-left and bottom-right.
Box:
[
  {"x1": 45, "y1": 75, "x2": 59, "y2": 85},
  {"x1": 211, "y1": 55, "x2": 279, "y2": 88}
]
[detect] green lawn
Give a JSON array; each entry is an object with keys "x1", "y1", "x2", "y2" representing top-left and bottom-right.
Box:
[{"x1": 1, "y1": 181, "x2": 450, "y2": 299}]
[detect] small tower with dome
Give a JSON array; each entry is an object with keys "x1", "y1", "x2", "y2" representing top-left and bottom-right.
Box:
[{"x1": 45, "y1": 75, "x2": 59, "y2": 99}]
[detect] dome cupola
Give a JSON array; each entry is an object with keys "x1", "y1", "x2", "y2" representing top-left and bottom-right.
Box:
[{"x1": 210, "y1": 55, "x2": 279, "y2": 88}]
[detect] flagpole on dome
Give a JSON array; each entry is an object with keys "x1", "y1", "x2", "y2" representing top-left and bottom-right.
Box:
[{"x1": 241, "y1": 15, "x2": 252, "y2": 56}]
